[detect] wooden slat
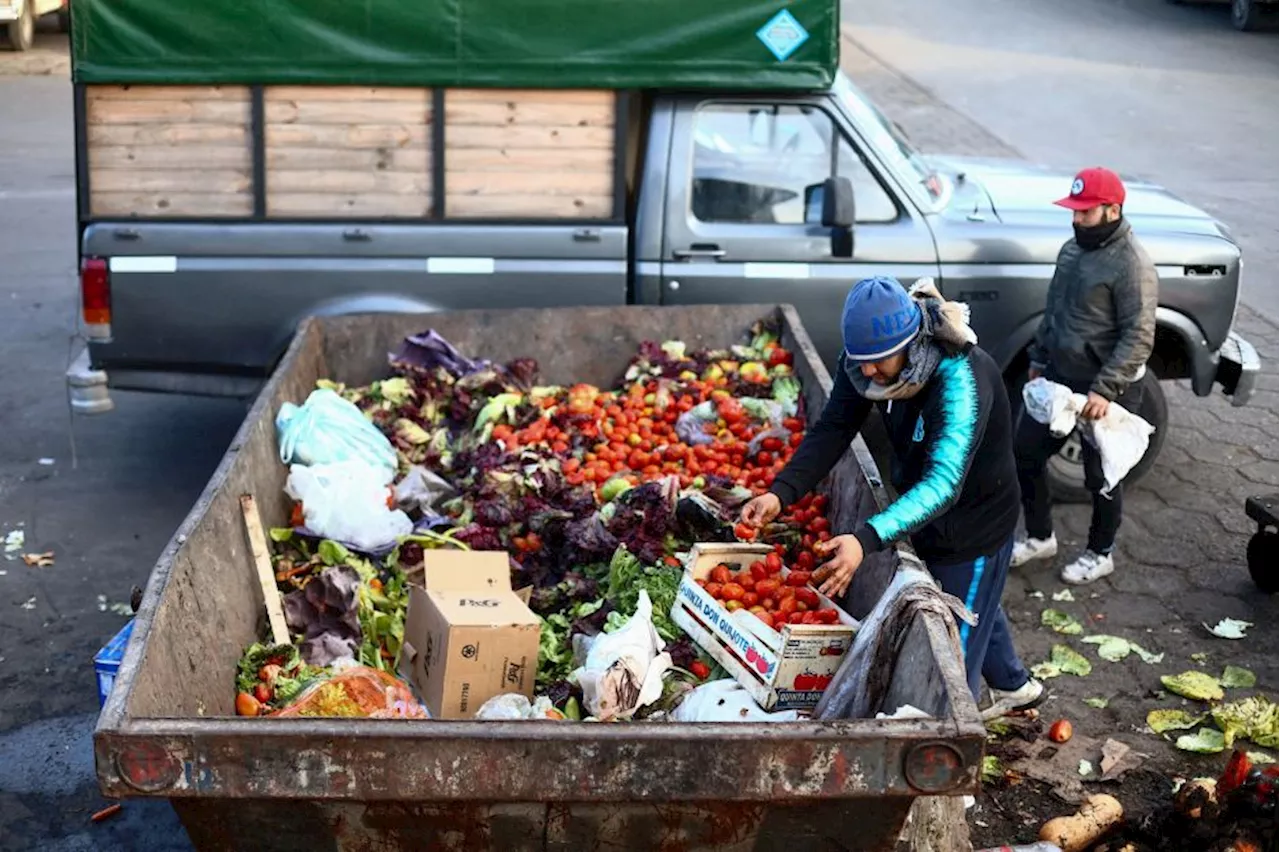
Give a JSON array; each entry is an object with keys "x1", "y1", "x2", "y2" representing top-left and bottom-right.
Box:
[
  {"x1": 265, "y1": 123, "x2": 429, "y2": 150},
  {"x1": 444, "y1": 99, "x2": 613, "y2": 127},
  {"x1": 265, "y1": 86, "x2": 427, "y2": 103},
  {"x1": 266, "y1": 99, "x2": 430, "y2": 126},
  {"x1": 447, "y1": 124, "x2": 613, "y2": 150},
  {"x1": 266, "y1": 146, "x2": 427, "y2": 171},
  {"x1": 90, "y1": 192, "x2": 254, "y2": 217},
  {"x1": 85, "y1": 85, "x2": 248, "y2": 101},
  {"x1": 270, "y1": 170, "x2": 430, "y2": 195},
  {"x1": 267, "y1": 193, "x2": 431, "y2": 217},
  {"x1": 88, "y1": 123, "x2": 252, "y2": 147},
  {"x1": 240, "y1": 495, "x2": 291, "y2": 647},
  {"x1": 92, "y1": 169, "x2": 252, "y2": 194},
  {"x1": 446, "y1": 194, "x2": 613, "y2": 218},
  {"x1": 446, "y1": 170, "x2": 610, "y2": 196},
  {"x1": 91, "y1": 145, "x2": 252, "y2": 170},
  {"x1": 86, "y1": 98, "x2": 251, "y2": 125},
  {"x1": 448, "y1": 147, "x2": 613, "y2": 172},
  {"x1": 448, "y1": 88, "x2": 617, "y2": 105}
]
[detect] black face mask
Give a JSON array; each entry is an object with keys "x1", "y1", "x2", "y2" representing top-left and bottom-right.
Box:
[{"x1": 1074, "y1": 216, "x2": 1123, "y2": 250}]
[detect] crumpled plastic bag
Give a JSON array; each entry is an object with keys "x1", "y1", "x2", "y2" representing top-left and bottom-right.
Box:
[
  {"x1": 474, "y1": 693, "x2": 567, "y2": 721},
  {"x1": 286, "y1": 461, "x2": 414, "y2": 552},
  {"x1": 570, "y1": 590, "x2": 672, "y2": 721},
  {"x1": 394, "y1": 465, "x2": 458, "y2": 514},
  {"x1": 270, "y1": 666, "x2": 429, "y2": 719},
  {"x1": 671, "y1": 679, "x2": 801, "y2": 722},
  {"x1": 277, "y1": 388, "x2": 398, "y2": 477},
  {"x1": 1022, "y1": 378, "x2": 1155, "y2": 495}
]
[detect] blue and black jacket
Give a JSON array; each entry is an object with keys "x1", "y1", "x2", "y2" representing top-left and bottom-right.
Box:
[{"x1": 769, "y1": 345, "x2": 1021, "y2": 564}]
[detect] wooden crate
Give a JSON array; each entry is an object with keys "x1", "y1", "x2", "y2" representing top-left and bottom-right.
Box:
[
  {"x1": 263, "y1": 87, "x2": 433, "y2": 218},
  {"x1": 85, "y1": 85, "x2": 253, "y2": 218},
  {"x1": 444, "y1": 89, "x2": 615, "y2": 219}
]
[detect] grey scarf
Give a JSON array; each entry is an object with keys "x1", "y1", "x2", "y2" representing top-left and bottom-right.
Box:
[{"x1": 846, "y1": 278, "x2": 977, "y2": 402}]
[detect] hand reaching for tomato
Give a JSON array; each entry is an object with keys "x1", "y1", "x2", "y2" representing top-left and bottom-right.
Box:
[
  {"x1": 740, "y1": 492, "x2": 781, "y2": 528},
  {"x1": 815, "y1": 534, "x2": 863, "y2": 599}
]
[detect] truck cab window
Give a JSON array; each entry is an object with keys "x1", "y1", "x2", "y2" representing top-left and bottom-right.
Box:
[{"x1": 690, "y1": 103, "x2": 897, "y2": 225}]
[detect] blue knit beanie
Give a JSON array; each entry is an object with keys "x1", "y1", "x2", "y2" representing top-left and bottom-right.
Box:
[{"x1": 841, "y1": 276, "x2": 922, "y2": 362}]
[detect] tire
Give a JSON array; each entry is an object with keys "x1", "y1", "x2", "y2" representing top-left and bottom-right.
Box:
[
  {"x1": 1232, "y1": 0, "x2": 1262, "y2": 30},
  {"x1": 1247, "y1": 530, "x2": 1277, "y2": 593},
  {"x1": 1010, "y1": 370, "x2": 1168, "y2": 505},
  {"x1": 4, "y1": 1, "x2": 35, "y2": 51}
]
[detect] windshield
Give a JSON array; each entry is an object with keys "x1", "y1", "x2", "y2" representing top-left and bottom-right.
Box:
[{"x1": 832, "y1": 73, "x2": 947, "y2": 209}]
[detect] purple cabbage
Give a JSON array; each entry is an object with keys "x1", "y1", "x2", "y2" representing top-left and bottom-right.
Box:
[
  {"x1": 390, "y1": 329, "x2": 490, "y2": 378},
  {"x1": 282, "y1": 566, "x2": 363, "y2": 666}
]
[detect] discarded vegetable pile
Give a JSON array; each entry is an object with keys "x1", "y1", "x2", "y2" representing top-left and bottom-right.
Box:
[{"x1": 236, "y1": 320, "x2": 840, "y2": 720}]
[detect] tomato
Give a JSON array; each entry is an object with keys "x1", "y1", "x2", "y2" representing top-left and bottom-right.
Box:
[
  {"x1": 761, "y1": 597, "x2": 776, "y2": 611},
  {"x1": 816, "y1": 609, "x2": 840, "y2": 624},
  {"x1": 790, "y1": 432, "x2": 804, "y2": 448},
  {"x1": 748, "y1": 607, "x2": 773, "y2": 629},
  {"x1": 817, "y1": 530, "x2": 832, "y2": 542},
  {"x1": 795, "y1": 588, "x2": 820, "y2": 607},
  {"x1": 809, "y1": 516, "x2": 830, "y2": 534},
  {"x1": 778, "y1": 585, "x2": 796, "y2": 600},
  {"x1": 737, "y1": 574, "x2": 755, "y2": 591},
  {"x1": 1048, "y1": 719, "x2": 1073, "y2": 743},
  {"x1": 236, "y1": 692, "x2": 262, "y2": 717},
  {"x1": 785, "y1": 571, "x2": 813, "y2": 587},
  {"x1": 724, "y1": 599, "x2": 745, "y2": 612},
  {"x1": 710, "y1": 564, "x2": 732, "y2": 585},
  {"x1": 705, "y1": 582, "x2": 724, "y2": 599},
  {"x1": 720, "y1": 583, "x2": 746, "y2": 602},
  {"x1": 733, "y1": 523, "x2": 758, "y2": 542},
  {"x1": 764, "y1": 552, "x2": 783, "y2": 574},
  {"x1": 750, "y1": 561, "x2": 768, "y2": 581},
  {"x1": 690, "y1": 660, "x2": 712, "y2": 680},
  {"x1": 783, "y1": 417, "x2": 804, "y2": 432},
  {"x1": 254, "y1": 683, "x2": 272, "y2": 705},
  {"x1": 755, "y1": 579, "x2": 780, "y2": 599},
  {"x1": 796, "y1": 551, "x2": 815, "y2": 570},
  {"x1": 812, "y1": 494, "x2": 828, "y2": 512},
  {"x1": 777, "y1": 597, "x2": 798, "y2": 616},
  {"x1": 694, "y1": 578, "x2": 707, "y2": 589},
  {"x1": 788, "y1": 612, "x2": 805, "y2": 625},
  {"x1": 761, "y1": 437, "x2": 784, "y2": 453},
  {"x1": 742, "y1": 591, "x2": 760, "y2": 608}
]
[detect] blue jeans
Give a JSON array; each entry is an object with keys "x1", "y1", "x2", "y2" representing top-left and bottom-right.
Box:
[{"x1": 929, "y1": 535, "x2": 1029, "y2": 698}]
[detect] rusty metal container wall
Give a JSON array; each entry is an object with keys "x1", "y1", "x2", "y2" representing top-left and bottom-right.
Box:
[{"x1": 94, "y1": 305, "x2": 985, "y2": 852}]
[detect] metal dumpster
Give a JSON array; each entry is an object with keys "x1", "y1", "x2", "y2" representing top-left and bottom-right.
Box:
[{"x1": 94, "y1": 304, "x2": 985, "y2": 851}]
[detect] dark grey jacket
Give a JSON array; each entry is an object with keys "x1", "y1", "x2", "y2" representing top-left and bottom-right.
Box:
[{"x1": 1028, "y1": 219, "x2": 1158, "y2": 401}]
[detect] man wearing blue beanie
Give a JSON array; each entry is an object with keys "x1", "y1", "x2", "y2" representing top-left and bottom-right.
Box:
[{"x1": 741, "y1": 275, "x2": 1042, "y2": 718}]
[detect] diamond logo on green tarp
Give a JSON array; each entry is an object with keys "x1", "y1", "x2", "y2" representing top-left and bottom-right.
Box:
[{"x1": 756, "y1": 9, "x2": 809, "y2": 62}]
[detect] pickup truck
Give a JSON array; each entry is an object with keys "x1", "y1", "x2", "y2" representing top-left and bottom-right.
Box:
[
  {"x1": 1, "y1": 0, "x2": 67, "y2": 50},
  {"x1": 66, "y1": 70, "x2": 1260, "y2": 502}
]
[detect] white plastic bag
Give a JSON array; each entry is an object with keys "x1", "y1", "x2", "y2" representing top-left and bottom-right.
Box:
[
  {"x1": 1022, "y1": 378, "x2": 1155, "y2": 494},
  {"x1": 277, "y1": 388, "x2": 398, "y2": 477},
  {"x1": 671, "y1": 679, "x2": 801, "y2": 723},
  {"x1": 570, "y1": 590, "x2": 672, "y2": 721},
  {"x1": 474, "y1": 694, "x2": 566, "y2": 721},
  {"x1": 285, "y1": 461, "x2": 413, "y2": 552}
]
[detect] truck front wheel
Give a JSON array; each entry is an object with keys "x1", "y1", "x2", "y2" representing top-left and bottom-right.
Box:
[
  {"x1": 1012, "y1": 370, "x2": 1168, "y2": 505},
  {"x1": 5, "y1": 1, "x2": 34, "y2": 51},
  {"x1": 1231, "y1": 0, "x2": 1264, "y2": 30}
]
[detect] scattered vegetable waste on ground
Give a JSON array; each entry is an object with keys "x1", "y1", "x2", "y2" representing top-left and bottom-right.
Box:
[{"x1": 233, "y1": 321, "x2": 844, "y2": 721}]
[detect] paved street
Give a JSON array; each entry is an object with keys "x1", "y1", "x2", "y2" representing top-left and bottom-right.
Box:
[{"x1": 0, "y1": 4, "x2": 1276, "y2": 847}]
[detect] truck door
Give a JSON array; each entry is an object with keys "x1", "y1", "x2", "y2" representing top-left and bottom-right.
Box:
[{"x1": 658, "y1": 97, "x2": 939, "y2": 369}]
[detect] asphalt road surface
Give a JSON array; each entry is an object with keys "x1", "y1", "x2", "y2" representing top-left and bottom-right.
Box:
[
  {"x1": 0, "y1": 4, "x2": 1275, "y2": 847},
  {"x1": 843, "y1": 0, "x2": 1279, "y2": 323}
]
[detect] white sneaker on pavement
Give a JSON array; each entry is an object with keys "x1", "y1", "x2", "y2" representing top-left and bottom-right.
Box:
[
  {"x1": 982, "y1": 678, "x2": 1046, "y2": 720},
  {"x1": 1060, "y1": 550, "x2": 1115, "y2": 585},
  {"x1": 1011, "y1": 534, "x2": 1058, "y2": 568}
]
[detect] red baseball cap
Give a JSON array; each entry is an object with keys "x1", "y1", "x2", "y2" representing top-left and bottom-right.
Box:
[{"x1": 1054, "y1": 167, "x2": 1126, "y2": 210}]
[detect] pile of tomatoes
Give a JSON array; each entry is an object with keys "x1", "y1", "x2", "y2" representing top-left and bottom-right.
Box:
[{"x1": 696, "y1": 550, "x2": 841, "y2": 631}]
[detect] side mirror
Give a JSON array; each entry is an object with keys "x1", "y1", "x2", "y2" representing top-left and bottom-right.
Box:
[{"x1": 820, "y1": 176, "x2": 855, "y2": 229}]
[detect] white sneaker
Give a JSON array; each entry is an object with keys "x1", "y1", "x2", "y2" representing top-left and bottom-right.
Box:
[
  {"x1": 1011, "y1": 534, "x2": 1058, "y2": 567},
  {"x1": 982, "y1": 678, "x2": 1046, "y2": 720},
  {"x1": 1061, "y1": 550, "x2": 1115, "y2": 585}
]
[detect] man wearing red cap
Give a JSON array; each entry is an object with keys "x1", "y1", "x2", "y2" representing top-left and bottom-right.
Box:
[{"x1": 1012, "y1": 167, "x2": 1158, "y2": 585}]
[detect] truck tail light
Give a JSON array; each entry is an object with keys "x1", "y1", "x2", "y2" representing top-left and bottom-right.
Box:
[
  {"x1": 114, "y1": 740, "x2": 181, "y2": 792},
  {"x1": 81, "y1": 256, "x2": 112, "y2": 339}
]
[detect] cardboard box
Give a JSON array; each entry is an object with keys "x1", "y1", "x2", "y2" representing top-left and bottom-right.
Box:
[
  {"x1": 400, "y1": 551, "x2": 541, "y2": 720},
  {"x1": 671, "y1": 543, "x2": 858, "y2": 711},
  {"x1": 94, "y1": 618, "x2": 135, "y2": 707}
]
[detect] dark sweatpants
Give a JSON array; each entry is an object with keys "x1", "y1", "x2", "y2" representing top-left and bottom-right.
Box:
[
  {"x1": 929, "y1": 535, "x2": 1028, "y2": 699},
  {"x1": 1015, "y1": 376, "x2": 1146, "y2": 554}
]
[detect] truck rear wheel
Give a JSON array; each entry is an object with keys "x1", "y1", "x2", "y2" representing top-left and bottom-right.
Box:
[
  {"x1": 1247, "y1": 530, "x2": 1277, "y2": 593},
  {"x1": 1011, "y1": 370, "x2": 1167, "y2": 505},
  {"x1": 5, "y1": 1, "x2": 35, "y2": 51}
]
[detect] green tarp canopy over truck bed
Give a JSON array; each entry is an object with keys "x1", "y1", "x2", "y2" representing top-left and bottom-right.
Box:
[{"x1": 69, "y1": 0, "x2": 840, "y2": 90}]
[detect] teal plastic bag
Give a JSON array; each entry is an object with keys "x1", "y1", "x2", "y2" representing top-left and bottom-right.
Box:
[{"x1": 276, "y1": 389, "x2": 398, "y2": 477}]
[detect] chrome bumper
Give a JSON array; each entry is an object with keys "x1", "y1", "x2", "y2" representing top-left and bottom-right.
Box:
[
  {"x1": 1214, "y1": 331, "x2": 1260, "y2": 408},
  {"x1": 66, "y1": 344, "x2": 114, "y2": 414}
]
